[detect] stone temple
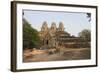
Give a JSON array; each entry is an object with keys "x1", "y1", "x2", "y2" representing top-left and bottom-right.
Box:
[{"x1": 39, "y1": 21, "x2": 90, "y2": 49}]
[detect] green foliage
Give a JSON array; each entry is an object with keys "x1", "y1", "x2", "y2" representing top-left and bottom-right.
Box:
[
  {"x1": 23, "y1": 18, "x2": 41, "y2": 49},
  {"x1": 78, "y1": 29, "x2": 91, "y2": 41}
]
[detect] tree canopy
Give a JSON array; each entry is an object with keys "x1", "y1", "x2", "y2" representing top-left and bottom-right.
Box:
[
  {"x1": 86, "y1": 13, "x2": 91, "y2": 22},
  {"x1": 23, "y1": 18, "x2": 41, "y2": 49},
  {"x1": 78, "y1": 29, "x2": 91, "y2": 41}
]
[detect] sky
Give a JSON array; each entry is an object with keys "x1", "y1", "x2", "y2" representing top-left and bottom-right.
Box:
[{"x1": 23, "y1": 10, "x2": 91, "y2": 36}]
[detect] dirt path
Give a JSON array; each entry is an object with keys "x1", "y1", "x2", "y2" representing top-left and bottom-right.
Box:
[{"x1": 23, "y1": 48, "x2": 90, "y2": 62}]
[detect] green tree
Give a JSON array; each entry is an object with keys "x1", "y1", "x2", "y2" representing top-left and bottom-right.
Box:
[
  {"x1": 78, "y1": 29, "x2": 91, "y2": 41},
  {"x1": 23, "y1": 18, "x2": 41, "y2": 49}
]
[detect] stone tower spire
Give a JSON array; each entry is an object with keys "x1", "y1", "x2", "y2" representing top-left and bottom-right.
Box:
[
  {"x1": 41, "y1": 21, "x2": 48, "y2": 32},
  {"x1": 58, "y1": 22, "x2": 64, "y2": 31},
  {"x1": 50, "y1": 22, "x2": 57, "y2": 32}
]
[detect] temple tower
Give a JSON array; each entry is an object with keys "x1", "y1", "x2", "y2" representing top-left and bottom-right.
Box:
[
  {"x1": 50, "y1": 22, "x2": 57, "y2": 33},
  {"x1": 58, "y1": 22, "x2": 64, "y2": 31},
  {"x1": 41, "y1": 21, "x2": 48, "y2": 32}
]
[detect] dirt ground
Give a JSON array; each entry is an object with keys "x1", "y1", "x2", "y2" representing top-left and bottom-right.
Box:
[{"x1": 23, "y1": 48, "x2": 91, "y2": 62}]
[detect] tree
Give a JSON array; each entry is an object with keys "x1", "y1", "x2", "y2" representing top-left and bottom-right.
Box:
[
  {"x1": 78, "y1": 29, "x2": 91, "y2": 41},
  {"x1": 23, "y1": 18, "x2": 41, "y2": 49},
  {"x1": 86, "y1": 13, "x2": 91, "y2": 22}
]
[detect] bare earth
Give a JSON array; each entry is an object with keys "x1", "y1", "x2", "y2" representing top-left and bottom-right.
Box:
[{"x1": 23, "y1": 48, "x2": 91, "y2": 62}]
